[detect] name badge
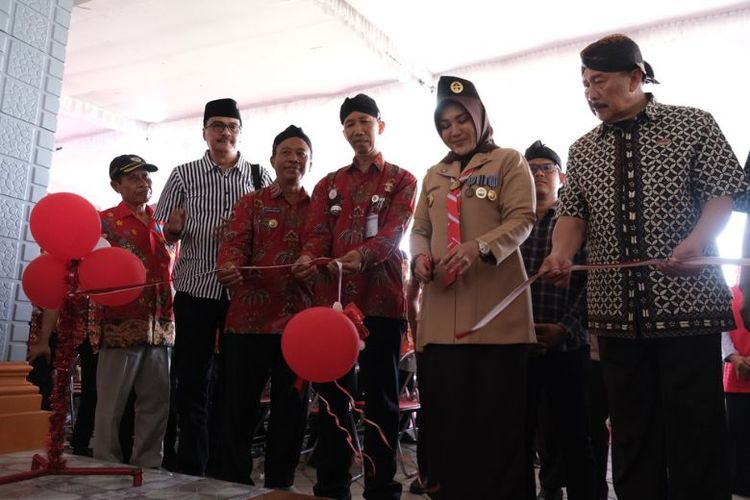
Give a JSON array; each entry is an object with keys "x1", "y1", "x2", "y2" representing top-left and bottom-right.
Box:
[{"x1": 365, "y1": 213, "x2": 378, "y2": 238}]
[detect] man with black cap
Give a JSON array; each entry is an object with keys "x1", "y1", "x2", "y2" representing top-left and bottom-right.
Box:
[
  {"x1": 213, "y1": 125, "x2": 313, "y2": 489},
  {"x1": 540, "y1": 34, "x2": 745, "y2": 500},
  {"x1": 154, "y1": 98, "x2": 273, "y2": 476},
  {"x1": 520, "y1": 141, "x2": 593, "y2": 500},
  {"x1": 293, "y1": 94, "x2": 417, "y2": 500},
  {"x1": 93, "y1": 154, "x2": 175, "y2": 468}
]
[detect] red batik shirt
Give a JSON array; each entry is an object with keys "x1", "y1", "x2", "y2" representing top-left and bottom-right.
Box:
[
  {"x1": 302, "y1": 154, "x2": 417, "y2": 319},
  {"x1": 98, "y1": 203, "x2": 175, "y2": 348},
  {"x1": 218, "y1": 186, "x2": 313, "y2": 334}
]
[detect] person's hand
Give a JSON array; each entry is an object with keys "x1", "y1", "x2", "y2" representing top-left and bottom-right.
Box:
[
  {"x1": 292, "y1": 255, "x2": 318, "y2": 282},
  {"x1": 328, "y1": 250, "x2": 363, "y2": 274},
  {"x1": 729, "y1": 354, "x2": 750, "y2": 381},
  {"x1": 535, "y1": 323, "x2": 566, "y2": 349},
  {"x1": 657, "y1": 239, "x2": 704, "y2": 277},
  {"x1": 216, "y1": 264, "x2": 243, "y2": 288},
  {"x1": 539, "y1": 253, "x2": 573, "y2": 288},
  {"x1": 413, "y1": 253, "x2": 434, "y2": 284},
  {"x1": 166, "y1": 208, "x2": 187, "y2": 239},
  {"x1": 439, "y1": 241, "x2": 479, "y2": 277},
  {"x1": 26, "y1": 342, "x2": 51, "y2": 364}
]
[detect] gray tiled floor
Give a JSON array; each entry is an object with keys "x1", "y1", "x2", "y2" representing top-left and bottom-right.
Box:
[
  {"x1": 0, "y1": 446, "x2": 618, "y2": 499},
  {"x1": 0, "y1": 451, "x2": 270, "y2": 499}
]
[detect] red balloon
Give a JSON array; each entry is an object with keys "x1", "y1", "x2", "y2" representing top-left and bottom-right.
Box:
[
  {"x1": 22, "y1": 254, "x2": 69, "y2": 309},
  {"x1": 30, "y1": 192, "x2": 101, "y2": 261},
  {"x1": 78, "y1": 247, "x2": 147, "y2": 306},
  {"x1": 282, "y1": 307, "x2": 360, "y2": 383}
]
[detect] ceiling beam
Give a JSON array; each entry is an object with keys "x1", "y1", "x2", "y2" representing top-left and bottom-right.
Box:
[
  {"x1": 60, "y1": 95, "x2": 150, "y2": 135},
  {"x1": 312, "y1": 0, "x2": 434, "y2": 91}
]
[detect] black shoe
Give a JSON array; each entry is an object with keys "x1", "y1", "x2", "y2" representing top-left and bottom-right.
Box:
[
  {"x1": 537, "y1": 488, "x2": 563, "y2": 500},
  {"x1": 161, "y1": 454, "x2": 178, "y2": 472},
  {"x1": 409, "y1": 478, "x2": 424, "y2": 494},
  {"x1": 72, "y1": 447, "x2": 93, "y2": 457},
  {"x1": 410, "y1": 477, "x2": 437, "y2": 495}
]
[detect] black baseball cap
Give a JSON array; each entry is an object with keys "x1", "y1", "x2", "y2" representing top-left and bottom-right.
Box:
[{"x1": 109, "y1": 154, "x2": 158, "y2": 180}]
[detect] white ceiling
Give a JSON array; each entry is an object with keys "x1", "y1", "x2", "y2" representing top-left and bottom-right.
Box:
[{"x1": 57, "y1": 0, "x2": 750, "y2": 142}]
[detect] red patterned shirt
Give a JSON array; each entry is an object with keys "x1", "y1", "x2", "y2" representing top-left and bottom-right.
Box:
[
  {"x1": 98, "y1": 203, "x2": 175, "y2": 348},
  {"x1": 302, "y1": 154, "x2": 417, "y2": 319},
  {"x1": 218, "y1": 187, "x2": 313, "y2": 334}
]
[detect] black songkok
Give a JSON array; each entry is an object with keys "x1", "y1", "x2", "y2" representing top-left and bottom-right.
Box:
[
  {"x1": 339, "y1": 94, "x2": 380, "y2": 124},
  {"x1": 204, "y1": 98, "x2": 242, "y2": 126},
  {"x1": 272, "y1": 125, "x2": 312, "y2": 155},
  {"x1": 524, "y1": 140, "x2": 562, "y2": 167},
  {"x1": 580, "y1": 34, "x2": 659, "y2": 84}
]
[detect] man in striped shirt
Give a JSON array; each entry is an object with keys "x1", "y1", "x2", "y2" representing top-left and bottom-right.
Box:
[{"x1": 154, "y1": 98, "x2": 273, "y2": 476}]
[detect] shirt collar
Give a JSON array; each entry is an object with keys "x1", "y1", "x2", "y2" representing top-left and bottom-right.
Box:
[
  {"x1": 203, "y1": 150, "x2": 245, "y2": 172},
  {"x1": 270, "y1": 186, "x2": 310, "y2": 202},
  {"x1": 597, "y1": 93, "x2": 658, "y2": 139},
  {"x1": 541, "y1": 201, "x2": 558, "y2": 220},
  {"x1": 349, "y1": 152, "x2": 385, "y2": 172},
  {"x1": 113, "y1": 201, "x2": 154, "y2": 219}
]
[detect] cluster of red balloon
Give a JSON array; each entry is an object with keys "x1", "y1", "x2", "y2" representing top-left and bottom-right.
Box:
[
  {"x1": 21, "y1": 193, "x2": 147, "y2": 309},
  {"x1": 282, "y1": 306, "x2": 361, "y2": 383}
]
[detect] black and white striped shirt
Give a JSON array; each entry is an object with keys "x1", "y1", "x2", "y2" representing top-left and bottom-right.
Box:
[{"x1": 154, "y1": 151, "x2": 273, "y2": 299}]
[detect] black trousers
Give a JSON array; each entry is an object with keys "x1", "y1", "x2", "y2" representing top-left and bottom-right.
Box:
[
  {"x1": 217, "y1": 334, "x2": 309, "y2": 487},
  {"x1": 173, "y1": 291, "x2": 228, "y2": 476},
  {"x1": 27, "y1": 332, "x2": 58, "y2": 411},
  {"x1": 313, "y1": 316, "x2": 404, "y2": 500},
  {"x1": 421, "y1": 343, "x2": 528, "y2": 500},
  {"x1": 162, "y1": 348, "x2": 179, "y2": 468},
  {"x1": 726, "y1": 392, "x2": 750, "y2": 496},
  {"x1": 589, "y1": 359, "x2": 610, "y2": 500},
  {"x1": 414, "y1": 351, "x2": 429, "y2": 481},
  {"x1": 599, "y1": 334, "x2": 730, "y2": 500},
  {"x1": 525, "y1": 347, "x2": 595, "y2": 500},
  {"x1": 70, "y1": 337, "x2": 98, "y2": 451}
]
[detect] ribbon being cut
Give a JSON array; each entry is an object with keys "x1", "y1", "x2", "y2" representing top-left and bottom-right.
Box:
[{"x1": 456, "y1": 256, "x2": 747, "y2": 339}]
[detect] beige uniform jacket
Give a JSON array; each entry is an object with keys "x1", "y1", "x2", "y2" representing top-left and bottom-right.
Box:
[{"x1": 410, "y1": 148, "x2": 537, "y2": 348}]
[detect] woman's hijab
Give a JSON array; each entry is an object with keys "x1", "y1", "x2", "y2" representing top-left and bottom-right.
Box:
[{"x1": 434, "y1": 76, "x2": 498, "y2": 164}]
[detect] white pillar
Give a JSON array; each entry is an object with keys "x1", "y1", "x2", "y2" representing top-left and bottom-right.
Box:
[{"x1": 0, "y1": 0, "x2": 71, "y2": 360}]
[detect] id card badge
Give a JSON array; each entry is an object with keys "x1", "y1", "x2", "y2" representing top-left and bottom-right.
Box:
[{"x1": 365, "y1": 213, "x2": 378, "y2": 239}]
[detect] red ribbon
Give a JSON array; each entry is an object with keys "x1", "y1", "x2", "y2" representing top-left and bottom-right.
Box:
[
  {"x1": 342, "y1": 302, "x2": 369, "y2": 341},
  {"x1": 456, "y1": 256, "x2": 743, "y2": 339}
]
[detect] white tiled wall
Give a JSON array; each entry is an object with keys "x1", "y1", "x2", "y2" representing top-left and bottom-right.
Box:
[{"x1": 0, "y1": 0, "x2": 70, "y2": 360}]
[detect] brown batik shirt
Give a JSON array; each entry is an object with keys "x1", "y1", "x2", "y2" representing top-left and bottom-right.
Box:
[{"x1": 559, "y1": 95, "x2": 745, "y2": 338}]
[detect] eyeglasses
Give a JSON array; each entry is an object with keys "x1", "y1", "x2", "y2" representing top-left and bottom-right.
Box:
[
  {"x1": 529, "y1": 163, "x2": 559, "y2": 175},
  {"x1": 206, "y1": 122, "x2": 241, "y2": 133}
]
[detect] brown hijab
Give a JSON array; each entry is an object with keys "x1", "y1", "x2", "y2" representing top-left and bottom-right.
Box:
[{"x1": 434, "y1": 76, "x2": 498, "y2": 164}]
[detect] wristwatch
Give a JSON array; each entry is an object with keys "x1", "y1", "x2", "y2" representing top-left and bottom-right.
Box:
[{"x1": 477, "y1": 239, "x2": 490, "y2": 257}]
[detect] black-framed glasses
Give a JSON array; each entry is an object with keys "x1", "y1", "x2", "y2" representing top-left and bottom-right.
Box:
[
  {"x1": 529, "y1": 163, "x2": 559, "y2": 175},
  {"x1": 206, "y1": 122, "x2": 241, "y2": 133}
]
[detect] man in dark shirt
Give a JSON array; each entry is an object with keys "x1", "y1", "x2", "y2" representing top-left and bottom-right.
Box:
[
  {"x1": 521, "y1": 141, "x2": 593, "y2": 500},
  {"x1": 541, "y1": 34, "x2": 745, "y2": 500}
]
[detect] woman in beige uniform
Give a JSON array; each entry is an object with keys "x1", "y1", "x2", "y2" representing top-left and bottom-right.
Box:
[{"x1": 410, "y1": 75, "x2": 536, "y2": 499}]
